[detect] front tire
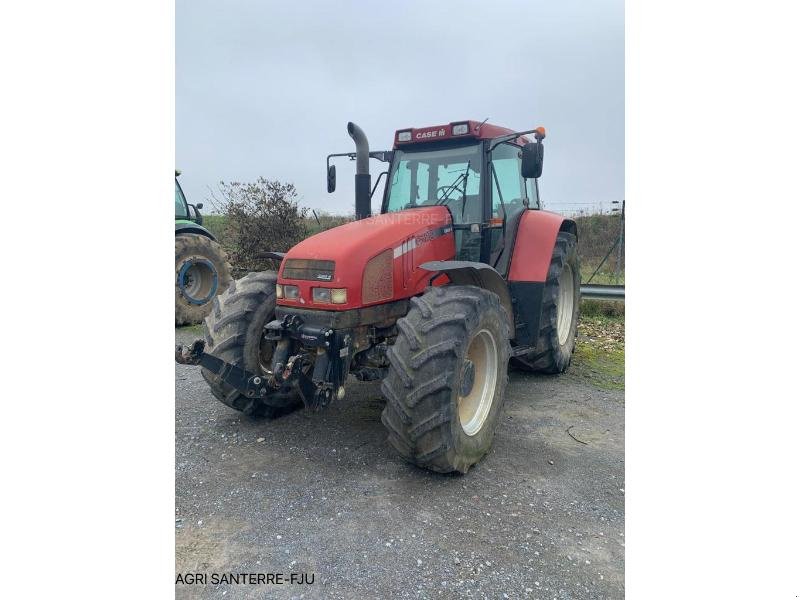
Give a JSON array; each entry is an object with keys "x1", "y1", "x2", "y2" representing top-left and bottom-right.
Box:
[
  {"x1": 512, "y1": 231, "x2": 580, "y2": 373},
  {"x1": 175, "y1": 234, "x2": 233, "y2": 326},
  {"x1": 381, "y1": 286, "x2": 511, "y2": 474},
  {"x1": 201, "y1": 271, "x2": 302, "y2": 419}
]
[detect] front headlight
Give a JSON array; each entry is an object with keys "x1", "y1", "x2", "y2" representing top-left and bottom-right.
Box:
[
  {"x1": 312, "y1": 287, "x2": 331, "y2": 303},
  {"x1": 283, "y1": 285, "x2": 300, "y2": 300},
  {"x1": 312, "y1": 287, "x2": 347, "y2": 304}
]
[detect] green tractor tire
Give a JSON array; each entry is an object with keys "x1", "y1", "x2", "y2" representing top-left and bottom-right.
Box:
[{"x1": 175, "y1": 233, "x2": 233, "y2": 326}]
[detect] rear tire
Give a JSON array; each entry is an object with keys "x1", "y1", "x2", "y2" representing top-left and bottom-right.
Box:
[
  {"x1": 175, "y1": 234, "x2": 233, "y2": 326},
  {"x1": 381, "y1": 286, "x2": 511, "y2": 474},
  {"x1": 512, "y1": 231, "x2": 580, "y2": 373},
  {"x1": 201, "y1": 271, "x2": 302, "y2": 419}
]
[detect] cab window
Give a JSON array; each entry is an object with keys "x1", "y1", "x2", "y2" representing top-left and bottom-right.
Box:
[
  {"x1": 175, "y1": 180, "x2": 189, "y2": 219},
  {"x1": 490, "y1": 142, "x2": 527, "y2": 221},
  {"x1": 526, "y1": 178, "x2": 540, "y2": 209},
  {"x1": 488, "y1": 143, "x2": 529, "y2": 270},
  {"x1": 385, "y1": 144, "x2": 482, "y2": 224}
]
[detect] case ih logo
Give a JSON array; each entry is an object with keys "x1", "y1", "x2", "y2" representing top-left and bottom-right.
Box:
[{"x1": 415, "y1": 128, "x2": 446, "y2": 140}]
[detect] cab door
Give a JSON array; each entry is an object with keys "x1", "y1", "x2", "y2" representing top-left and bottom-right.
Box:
[{"x1": 484, "y1": 142, "x2": 529, "y2": 274}]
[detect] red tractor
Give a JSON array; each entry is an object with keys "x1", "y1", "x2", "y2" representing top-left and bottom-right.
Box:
[{"x1": 177, "y1": 120, "x2": 580, "y2": 474}]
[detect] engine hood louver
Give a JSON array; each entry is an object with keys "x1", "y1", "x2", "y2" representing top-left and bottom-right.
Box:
[{"x1": 281, "y1": 259, "x2": 335, "y2": 282}]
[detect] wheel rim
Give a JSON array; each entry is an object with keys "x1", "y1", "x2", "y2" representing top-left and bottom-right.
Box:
[
  {"x1": 556, "y1": 263, "x2": 575, "y2": 345},
  {"x1": 458, "y1": 329, "x2": 499, "y2": 436},
  {"x1": 177, "y1": 259, "x2": 218, "y2": 305},
  {"x1": 258, "y1": 335, "x2": 275, "y2": 374}
]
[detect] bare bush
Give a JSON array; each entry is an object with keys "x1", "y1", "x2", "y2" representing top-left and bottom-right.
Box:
[{"x1": 211, "y1": 178, "x2": 308, "y2": 272}]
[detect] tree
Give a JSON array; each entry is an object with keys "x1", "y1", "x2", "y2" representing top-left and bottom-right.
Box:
[{"x1": 211, "y1": 178, "x2": 308, "y2": 272}]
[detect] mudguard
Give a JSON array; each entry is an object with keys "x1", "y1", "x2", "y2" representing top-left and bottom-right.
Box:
[
  {"x1": 505, "y1": 210, "x2": 577, "y2": 346},
  {"x1": 419, "y1": 260, "x2": 514, "y2": 337},
  {"x1": 175, "y1": 221, "x2": 216, "y2": 240},
  {"x1": 508, "y1": 210, "x2": 575, "y2": 282}
]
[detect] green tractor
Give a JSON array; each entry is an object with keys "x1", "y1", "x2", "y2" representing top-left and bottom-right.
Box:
[{"x1": 175, "y1": 170, "x2": 232, "y2": 325}]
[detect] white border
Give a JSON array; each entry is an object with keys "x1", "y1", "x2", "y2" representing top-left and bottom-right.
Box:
[
  {"x1": 627, "y1": 0, "x2": 800, "y2": 597},
  {"x1": 2, "y1": 1, "x2": 799, "y2": 597},
  {"x1": 1, "y1": 1, "x2": 174, "y2": 597}
]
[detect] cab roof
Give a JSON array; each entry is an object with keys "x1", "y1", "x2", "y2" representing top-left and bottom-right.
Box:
[{"x1": 393, "y1": 120, "x2": 530, "y2": 149}]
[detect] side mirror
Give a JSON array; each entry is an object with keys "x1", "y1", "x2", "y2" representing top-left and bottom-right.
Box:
[
  {"x1": 327, "y1": 164, "x2": 336, "y2": 193},
  {"x1": 195, "y1": 202, "x2": 203, "y2": 210},
  {"x1": 190, "y1": 205, "x2": 203, "y2": 226},
  {"x1": 521, "y1": 142, "x2": 544, "y2": 179}
]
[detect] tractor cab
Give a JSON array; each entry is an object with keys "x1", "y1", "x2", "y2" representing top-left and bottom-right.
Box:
[
  {"x1": 326, "y1": 120, "x2": 545, "y2": 277},
  {"x1": 175, "y1": 171, "x2": 204, "y2": 226},
  {"x1": 381, "y1": 121, "x2": 543, "y2": 275}
]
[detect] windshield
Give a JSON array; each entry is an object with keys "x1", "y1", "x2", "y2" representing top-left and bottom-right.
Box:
[
  {"x1": 175, "y1": 180, "x2": 189, "y2": 219},
  {"x1": 385, "y1": 144, "x2": 482, "y2": 224}
]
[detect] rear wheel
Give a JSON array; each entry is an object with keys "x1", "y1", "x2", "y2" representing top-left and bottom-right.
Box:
[
  {"x1": 201, "y1": 271, "x2": 302, "y2": 419},
  {"x1": 175, "y1": 234, "x2": 233, "y2": 326},
  {"x1": 381, "y1": 286, "x2": 511, "y2": 474},
  {"x1": 512, "y1": 231, "x2": 580, "y2": 373}
]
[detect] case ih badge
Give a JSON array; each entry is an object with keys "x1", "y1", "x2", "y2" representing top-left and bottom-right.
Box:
[{"x1": 416, "y1": 128, "x2": 446, "y2": 140}]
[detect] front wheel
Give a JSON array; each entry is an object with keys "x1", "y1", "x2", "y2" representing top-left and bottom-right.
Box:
[
  {"x1": 381, "y1": 285, "x2": 511, "y2": 474},
  {"x1": 201, "y1": 271, "x2": 302, "y2": 419}
]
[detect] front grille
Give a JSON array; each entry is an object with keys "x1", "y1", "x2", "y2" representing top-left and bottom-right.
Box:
[{"x1": 282, "y1": 259, "x2": 335, "y2": 282}]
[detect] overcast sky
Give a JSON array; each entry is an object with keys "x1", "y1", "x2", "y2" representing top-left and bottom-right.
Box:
[{"x1": 177, "y1": 0, "x2": 623, "y2": 216}]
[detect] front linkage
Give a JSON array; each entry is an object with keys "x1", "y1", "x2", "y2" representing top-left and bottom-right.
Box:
[{"x1": 176, "y1": 313, "x2": 356, "y2": 410}]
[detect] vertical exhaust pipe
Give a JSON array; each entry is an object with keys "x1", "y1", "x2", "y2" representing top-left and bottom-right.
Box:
[{"x1": 347, "y1": 122, "x2": 371, "y2": 220}]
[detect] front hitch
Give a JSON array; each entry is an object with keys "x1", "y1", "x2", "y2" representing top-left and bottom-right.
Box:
[
  {"x1": 176, "y1": 311, "x2": 356, "y2": 411},
  {"x1": 175, "y1": 339, "x2": 275, "y2": 399}
]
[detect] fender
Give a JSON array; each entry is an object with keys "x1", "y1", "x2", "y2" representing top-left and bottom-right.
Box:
[
  {"x1": 419, "y1": 260, "x2": 515, "y2": 337},
  {"x1": 507, "y1": 210, "x2": 576, "y2": 282},
  {"x1": 506, "y1": 210, "x2": 577, "y2": 346},
  {"x1": 175, "y1": 221, "x2": 216, "y2": 241}
]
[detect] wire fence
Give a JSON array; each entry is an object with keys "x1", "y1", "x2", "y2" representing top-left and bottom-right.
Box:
[
  {"x1": 548, "y1": 201, "x2": 625, "y2": 284},
  {"x1": 545, "y1": 201, "x2": 621, "y2": 218}
]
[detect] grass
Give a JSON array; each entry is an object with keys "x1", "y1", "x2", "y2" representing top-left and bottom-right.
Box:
[
  {"x1": 200, "y1": 214, "x2": 227, "y2": 241},
  {"x1": 176, "y1": 323, "x2": 204, "y2": 335},
  {"x1": 580, "y1": 263, "x2": 624, "y2": 285},
  {"x1": 571, "y1": 311, "x2": 625, "y2": 391},
  {"x1": 581, "y1": 299, "x2": 625, "y2": 318}
]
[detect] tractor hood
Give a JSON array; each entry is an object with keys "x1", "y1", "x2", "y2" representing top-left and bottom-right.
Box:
[{"x1": 277, "y1": 206, "x2": 455, "y2": 310}]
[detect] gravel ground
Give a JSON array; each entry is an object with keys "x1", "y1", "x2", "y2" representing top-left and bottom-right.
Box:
[{"x1": 175, "y1": 327, "x2": 624, "y2": 599}]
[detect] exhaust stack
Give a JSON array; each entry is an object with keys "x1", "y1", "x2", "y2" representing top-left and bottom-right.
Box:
[{"x1": 347, "y1": 122, "x2": 371, "y2": 220}]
